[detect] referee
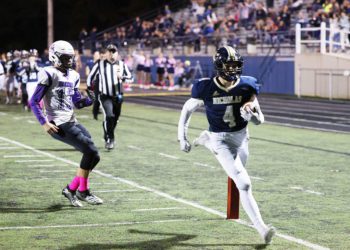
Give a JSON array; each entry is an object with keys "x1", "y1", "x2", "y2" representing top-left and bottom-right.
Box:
[{"x1": 87, "y1": 44, "x2": 132, "y2": 150}]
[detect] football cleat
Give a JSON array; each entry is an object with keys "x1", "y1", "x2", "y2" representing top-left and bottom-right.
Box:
[
  {"x1": 76, "y1": 189, "x2": 103, "y2": 205},
  {"x1": 62, "y1": 186, "x2": 83, "y2": 207},
  {"x1": 261, "y1": 225, "x2": 276, "y2": 244},
  {"x1": 105, "y1": 139, "x2": 114, "y2": 150}
]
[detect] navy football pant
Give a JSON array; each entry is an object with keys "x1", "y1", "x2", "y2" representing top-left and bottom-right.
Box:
[{"x1": 51, "y1": 122, "x2": 100, "y2": 170}]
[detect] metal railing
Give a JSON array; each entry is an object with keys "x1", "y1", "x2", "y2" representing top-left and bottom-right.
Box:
[{"x1": 296, "y1": 22, "x2": 350, "y2": 54}]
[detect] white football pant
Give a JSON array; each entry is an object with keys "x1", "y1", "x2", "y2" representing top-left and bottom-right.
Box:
[{"x1": 203, "y1": 128, "x2": 268, "y2": 235}]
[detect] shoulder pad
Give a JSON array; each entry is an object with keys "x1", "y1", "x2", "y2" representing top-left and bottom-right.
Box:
[{"x1": 239, "y1": 75, "x2": 260, "y2": 94}]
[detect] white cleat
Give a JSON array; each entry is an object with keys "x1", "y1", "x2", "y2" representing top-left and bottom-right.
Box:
[
  {"x1": 262, "y1": 225, "x2": 276, "y2": 244},
  {"x1": 193, "y1": 130, "x2": 210, "y2": 147}
]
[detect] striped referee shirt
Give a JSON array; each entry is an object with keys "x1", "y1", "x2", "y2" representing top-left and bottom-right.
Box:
[{"x1": 87, "y1": 59, "x2": 132, "y2": 96}]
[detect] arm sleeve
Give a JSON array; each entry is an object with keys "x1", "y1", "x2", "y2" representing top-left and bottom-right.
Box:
[
  {"x1": 30, "y1": 84, "x2": 49, "y2": 125},
  {"x1": 30, "y1": 69, "x2": 52, "y2": 125},
  {"x1": 72, "y1": 89, "x2": 93, "y2": 109},
  {"x1": 178, "y1": 98, "x2": 204, "y2": 141},
  {"x1": 86, "y1": 62, "x2": 99, "y2": 88}
]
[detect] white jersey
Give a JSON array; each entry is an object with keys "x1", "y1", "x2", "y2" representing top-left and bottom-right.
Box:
[
  {"x1": 38, "y1": 66, "x2": 80, "y2": 126},
  {"x1": 0, "y1": 63, "x2": 4, "y2": 90}
]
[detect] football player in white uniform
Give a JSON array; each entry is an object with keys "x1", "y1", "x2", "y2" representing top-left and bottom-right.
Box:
[
  {"x1": 30, "y1": 40, "x2": 102, "y2": 207},
  {"x1": 178, "y1": 46, "x2": 275, "y2": 244}
]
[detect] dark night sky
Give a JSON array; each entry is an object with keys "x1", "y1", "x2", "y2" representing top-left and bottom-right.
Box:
[{"x1": 0, "y1": 0, "x2": 184, "y2": 52}]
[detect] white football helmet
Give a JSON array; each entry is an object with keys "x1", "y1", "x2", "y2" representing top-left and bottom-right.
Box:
[{"x1": 49, "y1": 40, "x2": 75, "y2": 69}]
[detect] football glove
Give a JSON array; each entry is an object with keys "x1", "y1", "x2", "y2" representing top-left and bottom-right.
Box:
[{"x1": 179, "y1": 139, "x2": 191, "y2": 153}]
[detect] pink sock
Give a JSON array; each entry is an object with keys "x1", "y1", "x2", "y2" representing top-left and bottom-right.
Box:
[
  {"x1": 78, "y1": 177, "x2": 89, "y2": 192},
  {"x1": 68, "y1": 176, "x2": 80, "y2": 191}
]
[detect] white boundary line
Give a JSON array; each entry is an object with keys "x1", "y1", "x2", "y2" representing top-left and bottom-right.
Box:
[
  {"x1": 0, "y1": 136, "x2": 330, "y2": 250},
  {"x1": 0, "y1": 219, "x2": 195, "y2": 231}
]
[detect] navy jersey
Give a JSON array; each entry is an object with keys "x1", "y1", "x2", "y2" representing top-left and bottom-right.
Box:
[{"x1": 191, "y1": 76, "x2": 260, "y2": 132}]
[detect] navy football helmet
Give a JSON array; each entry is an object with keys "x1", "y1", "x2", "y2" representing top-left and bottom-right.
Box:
[{"x1": 213, "y1": 46, "x2": 243, "y2": 82}]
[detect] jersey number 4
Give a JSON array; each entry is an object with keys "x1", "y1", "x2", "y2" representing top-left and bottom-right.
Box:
[{"x1": 223, "y1": 106, "x2": 236, "y2": 128}]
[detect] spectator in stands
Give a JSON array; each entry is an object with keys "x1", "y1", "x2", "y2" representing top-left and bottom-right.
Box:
[
  {"x1": 143, "y1": 53, "x2": 153, "y2": 89},
  {"x1": 78, "y1": 28, "x2": 88, "y2": 54},
  {"x1": 174, "y1": 60, "x2": 184, "y2": 87},
  {"x1": 155, "y1": 52, "x2": 167, "y2": 87},
  {"x1": 133, "y1": 50, "x2": 145, "y2": 88},
  {"x1": 90, "y1": 27, "x2": 98, "y2": 52},
  {"x1": 166, "y1": 53, "x2": 176, "y2": 91}
]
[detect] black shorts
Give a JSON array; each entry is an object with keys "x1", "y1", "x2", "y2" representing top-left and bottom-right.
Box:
[
  {"x1": 167, "y1": 67, "x2": 175, "y2": 74},
  {"x1": 157, "y1": 67, "x2": 165, "y2": 74},
  {"x1": 136, "y1": 64, "x2": 144, "y2": 71},
  {"x1": 143, "y1": 67, "x2": 151, "y2": 73}
]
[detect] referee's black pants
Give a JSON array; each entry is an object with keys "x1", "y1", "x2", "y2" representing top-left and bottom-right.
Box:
[{"x1": 99, "y1": 94, "x2": 122, "y2": 142}]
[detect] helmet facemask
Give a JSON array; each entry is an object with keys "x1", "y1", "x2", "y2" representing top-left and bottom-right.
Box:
[
  {"x1": 56, "y1": 53, "x2": 74, "y2": 69},
  {"x1": 219, "y1": 60, "x2": 243, "y2": 82}
]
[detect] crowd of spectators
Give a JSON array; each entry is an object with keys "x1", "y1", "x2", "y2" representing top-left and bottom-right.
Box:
[{"x1": 77, "y1": 0, "x2": 350, "y2": 53}]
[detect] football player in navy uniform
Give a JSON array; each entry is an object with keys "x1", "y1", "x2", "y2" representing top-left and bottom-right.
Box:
[
  {"x1": 178, "y1": 46, "x2": 275, "y2": 244},
  {"x1": 30, "y1": 40, "x2": 103, "y2": 207}
]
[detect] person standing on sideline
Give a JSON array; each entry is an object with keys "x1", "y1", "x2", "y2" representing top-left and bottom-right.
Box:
[
  {"x1": 177, "y1": 46, "x2": 275, "y2": 244},
  {"x1": 87, "y1": 44, "x2": 132, "y2": 150},
  {"x1": 85, "y1": 50, "x2": 103, "y2": 120},
  {"x1": 30, "y1": 40, "x2": 103, "y2": 207}
]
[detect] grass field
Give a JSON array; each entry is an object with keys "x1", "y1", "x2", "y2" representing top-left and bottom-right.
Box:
[{"x1": 0, "y1": 102, "x2": 349, "y2": 249}]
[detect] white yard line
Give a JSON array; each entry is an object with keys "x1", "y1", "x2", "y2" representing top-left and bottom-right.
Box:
[
  {"x1": 0, "y1": 112, "x2": 7, "y2": 116},
  {"x1": 0, "y1": 147, "x2": 20, "y2": 150},
  {"x1": 0, "y1": 219, "x2": 195, "y2": 231},
  {"x1": 28, "y1": 164, "x2": 64, "y2": 167},
  {"x1": 251, "y1": 176, "x2": 264, "y2": 181},
  {"x1": 193, "y1": 162, "x2": 216, "y2": 169},
  {"x1": 93, "y1": 190, "x2": 138, "y2": 193},
  {"x1": 15, "y1": 159, "x2": 54, "y2": 163},
  {"x1": 0, "y1": 136, "x2": 330, "y2": 250},
  {"x1": 13, "y1": 116, "x2": 34, "y2": 120},
  {"x1": 4, "y1": 154, "x2": 44, "y2": 158},
  {"x1": 127, "y1": 145, "x2": 142, "y2": 150},
  {"x1": 27, "y1": 120, "x2": 35, "y2": 124},
  {"x1": 158, "y1": 153, "x2": 179, "y2": 160},
  {"x1": 290, "y1": 186, "x2": 324, "y2": 196},
  {"x1": 132, "y1": 207, "x2": 186, "y2": 212},
  {"x1": 0, "y1": 143, "x2": 10, "y2": 146},
  {"x1": 39, "y1": 170, "x2": 74, "y2": 173}
]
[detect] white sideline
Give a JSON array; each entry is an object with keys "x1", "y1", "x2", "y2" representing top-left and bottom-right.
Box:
[
  {"x1": 0, "y1": 136, "x2": 330, "y2": 250},
  {"x1": 0, "y1": 219, "x2": 195, "y2": 231}
]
